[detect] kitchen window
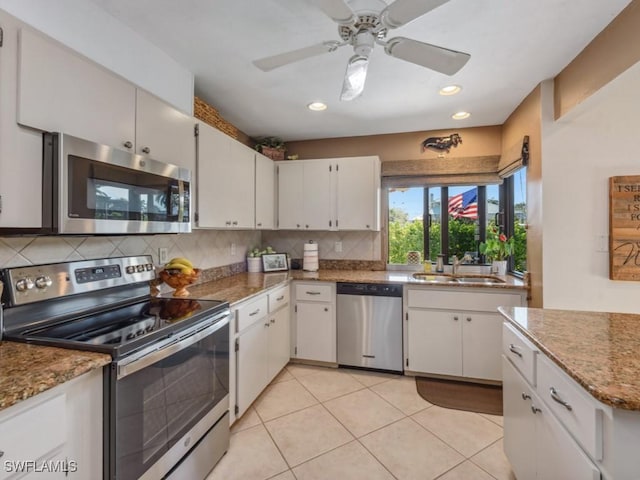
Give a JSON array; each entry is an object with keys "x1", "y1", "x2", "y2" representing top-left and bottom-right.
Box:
[{"x1": 387, "y1": 168, "x2": 527, "y2": 272}]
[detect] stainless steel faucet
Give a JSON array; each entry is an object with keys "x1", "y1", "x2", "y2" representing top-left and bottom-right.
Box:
[{"x1": 452, "y1": 253, "x2": 473, "y2": 275}]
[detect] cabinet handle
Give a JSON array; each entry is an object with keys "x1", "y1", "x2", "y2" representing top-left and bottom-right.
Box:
[
  {"x1": 521, "y1": 393, "x2": 531, "y2": 401},
  {"x1": 232, "y1": 221, "x2": 238, "y2": 226},
  {"x1": 276, "y1": 295, "x2": 285, "y2": 301},
  {"x1": 265, "y1": 322, "x2": 270, "y2": 327},
  {"x1": 324, "y1": 307, "x2": 328, "y2": 312},
  {"x1": 531, "y1": 405, "x2": 542, "y2": 415},
  {"x1": 257, "y1": 222, "x2": 262, "y2": 227},
  {"x1": 366, "y1": 224, "x2": 370, "y2": 229},
  {"x1": 305, "y1": 224, "x2": 309, "y2": 228},
  {"x1": 123, "y1": 141, "x2": 133, "y2": 149},
  {"x1": 453, "y1": 316, "x2": 459, "y2": 321},
  {"x1": 249, "y1": 308, "x2": 260, "y2": 316},
  {"x1": 297, "y1": 224, "x2": 301, "y2": 228},
  {"x1": 509, "y1": 344, "x2": 523, "y2": 358},
  {"x1": 466, "y1": 317, "x2": 472, "y2": 322},
  {"x1": 0, "y1": 450, "x2": 3, "y2": 458},
  {"x1": 225, "y1": 221, "x2": 232, "y2": 226},
  {"x1": 306, "y1": 291, "x2": 321, "y2": 295},
  {"x1": 549, "y1": 387, "x2": 573, "y2": 411},
  {"x1": 142, "y1": 146, "x2": 151, "y2": 154},
  {"x1": 270, "y1": 319, "x2": 275, "y2": 324}
]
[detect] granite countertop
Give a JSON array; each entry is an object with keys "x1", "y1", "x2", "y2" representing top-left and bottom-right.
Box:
[
  {"x1": 499, "y1": 306, "x2": 640, "y2": 410},
  {"x1": 185, "y1": 269, "x2": 526, "y2": 305},
  {"x1": 0, "y1": 342, "x2": 110, "y2": 412}
]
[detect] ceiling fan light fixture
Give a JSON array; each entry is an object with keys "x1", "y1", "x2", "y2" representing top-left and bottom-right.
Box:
[
  {"x1": 340, "y1": 55, "x2": 369, "y2": 101},
  {"x1": 439, "y1": 85, "x2": 461, "y2": 96},
  {"x1": 452, "y1": 111, "x2": 471, "y2": 120},
  {"x1": 308, "y1": 101, "x2": 328, "y2": 111}
]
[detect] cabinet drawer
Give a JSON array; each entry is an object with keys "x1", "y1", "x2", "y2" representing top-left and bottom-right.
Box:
[
  {"x1": 236, "y1": 295, "x2": 268, "y2": 332},
  {"x1": 502, "y1": 322, "x2": 538, "y2": 386},
  {"x1": 0, "y1": 394, "x2": 66, "y2": 479},
  {"x1": 408, "y1": 289, "x2": 522, "y2": 311},
  {"x1": 268, "y1": 286, "x2": 290, "y2": 313},
  {"x1": 295, "y1": 283, "x2": 332, "y2": 302},
  {"x1": 537, "y1": 354, "x2": 603, "y2": 461}
]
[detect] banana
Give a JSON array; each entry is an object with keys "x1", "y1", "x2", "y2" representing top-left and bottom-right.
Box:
[
  {"x1": 164, "y1": 263, "x2": 194, "y2": 275},
  {"x1": 167, "y1": 257, "x2": 193, "y2": 269}
]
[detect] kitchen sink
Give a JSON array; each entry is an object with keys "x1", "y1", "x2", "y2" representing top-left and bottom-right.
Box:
[{"x1": 412, "y1": 273, "x2": 505, "y2": 284}]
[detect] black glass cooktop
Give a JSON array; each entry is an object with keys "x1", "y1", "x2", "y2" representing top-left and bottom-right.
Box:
[{"x1": 13, "y1": 297, "x2": 228, "y2": 358}]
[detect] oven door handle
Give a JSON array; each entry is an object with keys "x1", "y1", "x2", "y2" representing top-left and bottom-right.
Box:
[{"x1": 117, "y1": 314, "x2": 229, "y2": 380}]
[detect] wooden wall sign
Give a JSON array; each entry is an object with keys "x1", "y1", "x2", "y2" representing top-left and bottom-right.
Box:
[{"x1": 609, "y1": 175, "x2": 640, "y2": 280}]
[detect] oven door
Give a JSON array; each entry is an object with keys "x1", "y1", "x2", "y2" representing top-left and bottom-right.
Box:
[
  {"x1": 106, "y1": 315, "x2": 229, "y2": 480},
  {"x1": 46, "y1": 132, "x2": 191, "y2": 234}
]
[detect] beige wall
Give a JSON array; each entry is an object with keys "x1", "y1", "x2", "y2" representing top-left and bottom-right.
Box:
[
  {"x1": 286, "y1": 126, "x2": 502, "y2": 162},
  {"x1": 554, "y1": 0, "x2": 640, "y2": 120},
  {"x1": 501, "y1": 86, "x2": 543, "y2": 307}
]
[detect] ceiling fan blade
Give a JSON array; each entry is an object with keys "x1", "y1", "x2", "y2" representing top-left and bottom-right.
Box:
[
  {"x1": 309, "y1": 0, "x2": 356, "y2": 25},
  {"x1": 381, "y1": 0, "x2": 450, "y2": 29},
  {"x1": 385, "y1": 37, "x2": 470, "y2": 75},
  {"x1": 253, "y1": 41, "x2": 341, "y2": 71}
]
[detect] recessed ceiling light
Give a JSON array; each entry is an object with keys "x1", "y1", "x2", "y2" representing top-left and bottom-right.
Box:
[
  {"x1": 307, "y1": 102, "x2": 327, "y2": 111},
  {"x1": 439, "y1": 85, "x2": 462, "y2": 96},
  {"x1": 452, "y1": 111, "x2": 471, "y2": 120}
]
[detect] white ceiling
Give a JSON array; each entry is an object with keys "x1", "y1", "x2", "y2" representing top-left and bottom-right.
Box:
[{"x1": 88, "y1": 0, "x2": 631, "y2": 141}]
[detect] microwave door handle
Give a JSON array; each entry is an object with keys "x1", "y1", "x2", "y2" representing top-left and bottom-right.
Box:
[
  {"x1": 117, "y1": 316, "x2": 229, "y2": 380},
  {"x1": 178, "y1": 180, "x2": 185, "y2": 221}
]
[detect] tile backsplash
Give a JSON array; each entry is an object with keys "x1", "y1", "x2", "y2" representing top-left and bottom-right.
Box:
[
  {"x1": 262, "y1": 230, "x2": 381, "y2": 261},
  {"x1": 0, "y1": 230, "x2": 261, "y2": 269}
]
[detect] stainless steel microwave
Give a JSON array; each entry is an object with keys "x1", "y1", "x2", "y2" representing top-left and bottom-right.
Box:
[{"x1": 42, "y1": 132, "x2": 191, "y2": 234}]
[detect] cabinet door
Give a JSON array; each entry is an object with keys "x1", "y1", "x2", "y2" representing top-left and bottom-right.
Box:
[
  {"x1": 196, "y1": 122, "x2": 230, "y2": 228},
  {"x1": 296, "y1": 302, "x2": 335, "y2": 363},
  {"x1": 502, "y1": 357, "x2": 537, "y2": 480},
  {"x1": 237, "y1": 320, "x2": 268, "y2": 415},
  {"x1": 277, "y1": 162, "x2": 304, "y2": 229},
  {"x1": 336, "y1": 157, "x2": 380, "y2": 230},
  {"x1": 228, "y1": 140, "x2": 256, "y2": 228},
  {"x1": 135, "y1": 89, "x2": 195, "y2": 169},
  {"x1": 407, "y1": 309, "x2": 462, "y2": 375},
  {"x1": 0, "y1": 15, "x2": 44, "y2": 228},
  {"x1": 462, "y1": 313, "x2": 502, "y2": 381},
  {"x1": 17, "y1": 28, "x2": 136, "y2": 150},
  {"x1": 267, "y1": 306, "x2": 290, "y2": 381},
  {"x1": 303, "y1": 160, "x2": 333, "y2": 230},
  {"x1": 255, "y1": 153, "x2": 275, "y2": 229}
]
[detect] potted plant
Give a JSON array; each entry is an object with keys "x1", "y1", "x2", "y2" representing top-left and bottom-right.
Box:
[
  {"x1": 479, "y1": 229, "x2": 514, "y2": 275},
  {"x1": 246, "y1": 246, "x2": 275, "y2": 273},
  {"x1": 254, "y1": 136, "x2": 286, "y2": 160}
]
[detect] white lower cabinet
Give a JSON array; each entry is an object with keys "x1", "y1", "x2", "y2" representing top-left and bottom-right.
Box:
[
  {"x1": 235, "y1": 285, "x2": 290, "y2": 418},
  {"x1": 0, "y1": 368, "x2": 103, "y2": 480},
  {"x1": 405, "y1": 288, "x2": 525, "y2": 381},
  {"x1": 292, "y1": 282, "x2": 336, "y2": 363},
  {"x1": 503, "y1": 357, "x2": 600, "y2": 480}
]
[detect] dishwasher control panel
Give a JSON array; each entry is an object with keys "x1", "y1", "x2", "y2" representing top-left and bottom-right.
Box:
[{"x1": 336, "y1": 282, "x2": 403, "y2": 297}]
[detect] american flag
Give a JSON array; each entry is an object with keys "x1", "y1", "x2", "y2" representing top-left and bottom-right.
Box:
[{"x1": 448, "y1": 187, "x2": 478, "y2": 219}]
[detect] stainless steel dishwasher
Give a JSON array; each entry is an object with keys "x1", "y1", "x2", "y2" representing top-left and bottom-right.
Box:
[{"x1": 336, "y1": 282, "x2": 403, "y2": 373}]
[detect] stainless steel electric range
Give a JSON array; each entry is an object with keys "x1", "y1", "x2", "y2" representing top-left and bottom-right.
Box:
[{"x1": 1, "y1": 255, "x2": 231, "y2": 480}]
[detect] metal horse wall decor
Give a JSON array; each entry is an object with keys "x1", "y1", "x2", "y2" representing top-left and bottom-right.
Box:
[{"x1": 421, "y1": 133, "x2": 462, "y2": 153}]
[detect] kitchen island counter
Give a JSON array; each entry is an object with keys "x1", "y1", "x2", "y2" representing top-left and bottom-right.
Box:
[
  {"x1": 500, "y1": 306, "x2": 640, "y2": 410},
  {"x1": 0, "y1": 341, "x2": 110, "y2": 411}
]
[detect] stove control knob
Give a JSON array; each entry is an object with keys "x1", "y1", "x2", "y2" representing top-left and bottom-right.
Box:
[
  {"x1": 16, "y1": 278, "x2": 34, "y2": 292},
  {"x1": 126, "y1": 266, "x2": 135, "y2": 274},
  {"x1": 35, "y1": 276, "x2": 53, "y2": 289}
]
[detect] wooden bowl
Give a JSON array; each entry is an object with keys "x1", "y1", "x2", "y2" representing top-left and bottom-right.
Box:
[{"x1": 159, "y1": 268, "x2": 200, "y2": 297}]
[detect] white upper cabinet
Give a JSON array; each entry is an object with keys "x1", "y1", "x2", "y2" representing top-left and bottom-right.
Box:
[
  {"x1": 336, "y1": 156, "x2": 380, "y2": 230},
  {"x1": 276, "y1": 156, "x2": 380, "y2": 231},
  {"x1": 255, "y1": 152, "x2": 276, "y2": 229},
  {"x1": 17, "y1": 27, "x2": 136, "y2": 151},
  {"x1": 135, "y1": 89, "x2": 195, "y2": 170},
  {"x1": 17, "y1": 27, "x2": 194, "y2": 173},
  {"x1": 0, "y1": 14, "x2": 44, "y2": 228},
  {"x1": 196, "y1": 122, "x2": 255, "y2": 229}
]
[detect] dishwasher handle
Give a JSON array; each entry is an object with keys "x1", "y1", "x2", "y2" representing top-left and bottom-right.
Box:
[{"x1": 336, "y1": 282, "x2": 402, "y2": 297}]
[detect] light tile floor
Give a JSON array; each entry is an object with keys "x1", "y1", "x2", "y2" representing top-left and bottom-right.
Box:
[{"x1": 207, "y1": 364, "x2": 516, "y2": 480}]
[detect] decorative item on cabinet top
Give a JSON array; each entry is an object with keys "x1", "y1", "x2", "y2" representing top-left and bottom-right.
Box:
[{"x1": 254, "y1": 136, "x2": 286, "y2": 160}]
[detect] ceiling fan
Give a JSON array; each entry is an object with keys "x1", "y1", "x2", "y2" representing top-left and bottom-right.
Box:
[{"x1": 253, "y1": 0, "x2": 470, "y2": 101}]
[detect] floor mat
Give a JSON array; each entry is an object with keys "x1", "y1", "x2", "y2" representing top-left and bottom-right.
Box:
[{"x1": 415, "y1": 377, "x2": 503, "y2": 416}]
